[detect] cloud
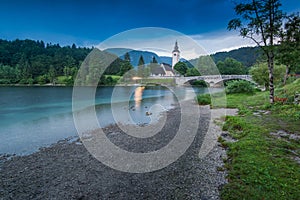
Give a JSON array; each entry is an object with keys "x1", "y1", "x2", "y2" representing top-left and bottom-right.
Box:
[
  {"x1": 93, "y1": 28, "x2": 257, "y2": 60},
  {"x1": 95, "y1": 27, "x2": 208, "y2": 60},
  {"x1": 190, "y1": 31, "x2": 257, "y2": 55}
]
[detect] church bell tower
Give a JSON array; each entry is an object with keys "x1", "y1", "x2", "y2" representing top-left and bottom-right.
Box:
[{"x1": 172, "y1": 41, "x2": 180, "y2": 69}]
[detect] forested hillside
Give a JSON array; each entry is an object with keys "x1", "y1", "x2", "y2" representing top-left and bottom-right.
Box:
[
  {"x1": 0, "y1": 39, "x2": 92, "y2": 84},
  {"x1": 0, "y1": 39, "x2": 266, "y2": 85},
  {"x1": 0, "y1": 39, "x2": 133, "y2": 85},
  {"x1": 212, "y1": 46, "x2": 262, "y2": 67}
]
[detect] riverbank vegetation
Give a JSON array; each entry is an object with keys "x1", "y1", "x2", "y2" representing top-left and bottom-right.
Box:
[
  {"x1": 228, "y1": 0, "x2": 299, "y2": 103},
  {"x1": 218, "y1": 79, "x2": 300, "y2": 199},
  {"x1": 196, "y1": 78, "x2": 300, "y2": 198}
]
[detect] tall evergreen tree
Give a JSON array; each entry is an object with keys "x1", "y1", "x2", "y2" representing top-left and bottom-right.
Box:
[
  {"x1": 124, "y1": 52, "x2": 131, "y2": 62},
  {"x1": 151, "y1": 56, "x2": 158, "y2": 63},
  {"x1": 48, "y1": 65, "x2": 56, "y2": 84},
  {"x1": 138, "y1": 55, "x2": 145, "y2": 66},
  {"x1": 137, "y1": 55, "x2": 145, "y2": 77}
]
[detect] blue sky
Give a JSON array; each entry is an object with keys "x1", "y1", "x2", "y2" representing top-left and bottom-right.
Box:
[{"x1": 0, "y1": 0, "x2": 299, "y2": 55}]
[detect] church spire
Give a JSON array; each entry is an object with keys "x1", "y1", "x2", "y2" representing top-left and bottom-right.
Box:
[{"x1": 172, "y1": 40, "x2": 180, "y2": 53}]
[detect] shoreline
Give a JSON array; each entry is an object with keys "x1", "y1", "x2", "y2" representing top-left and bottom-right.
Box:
[
  {"x1": 0, "y1": 102, "x2": 237, "y2": 199},
  {"x1": 0, "y1": 83, "x2": 211, "y2": 87}
]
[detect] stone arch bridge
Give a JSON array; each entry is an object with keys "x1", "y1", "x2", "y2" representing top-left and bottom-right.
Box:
[{"x1": 175, "y1": 75, "x2": 254, "y2": 86}]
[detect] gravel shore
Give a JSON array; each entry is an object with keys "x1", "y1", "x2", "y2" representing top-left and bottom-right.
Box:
[{"x1": 0, "y1": 102, "x2": 237, "y2": 200}]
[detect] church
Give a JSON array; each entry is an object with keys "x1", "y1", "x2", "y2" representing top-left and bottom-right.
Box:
[{"x1": 150, "y1": 41, "x2": 180, "y2": 77}]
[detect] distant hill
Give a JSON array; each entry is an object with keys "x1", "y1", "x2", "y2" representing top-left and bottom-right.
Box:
[
  {"x1": 104, "y1": 48, "x2": 161, "y2": 68},
  {"x1": 105, "y1": 46, "x2": 262, "y2": 70},
  {"x1": 0, "y1": 38, "x2": 264, "y2": 85},
  {"x1": 160, "y1": 56, "x2": 188, "y2": 66},
  {"x1": 160, "y1": 56, "x2": 172, "y2": 65},
  {"x1": 211, "y1": 46, "x2": 262, "y2": 67},
  {"x1": 104, "y1": 48, "x2": 134, "y2": 57}
]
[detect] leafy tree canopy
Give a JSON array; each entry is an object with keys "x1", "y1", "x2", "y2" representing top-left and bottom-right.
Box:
[
  {"x1": 174, "y1": 61, "x2": 188, "y2": 76},
  {"x1": 217, "y1": 57, "x2": 246, "y2": 75}
]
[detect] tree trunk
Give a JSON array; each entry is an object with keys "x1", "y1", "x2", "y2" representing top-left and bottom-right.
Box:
[
  {"x1": 268, "y1": 53, "x2": 275, "y2": 104},
  {"x1": 283, "y1": 65, "x2": 289, "y2": 85}
]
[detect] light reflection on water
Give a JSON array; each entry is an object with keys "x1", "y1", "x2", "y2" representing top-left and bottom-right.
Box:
[
  {"x1": 0, "y1": 86, "x2": 220, "y2": 155},
  {"x1": 134, "y1": 86, "x2": 145, "y2": 110}
]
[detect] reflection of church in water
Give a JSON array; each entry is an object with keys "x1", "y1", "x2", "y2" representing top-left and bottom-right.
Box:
[{"x1": 150, "y1": 41, "x2": 180, "y2": 77}]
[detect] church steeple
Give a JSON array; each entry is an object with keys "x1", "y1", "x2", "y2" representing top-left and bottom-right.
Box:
[
  {"x1": 173, "y1": 40, "x2": 180, "y2": 53},
  {"x1": 172, "y1": 40, "x2": 180, "y2": 68}
]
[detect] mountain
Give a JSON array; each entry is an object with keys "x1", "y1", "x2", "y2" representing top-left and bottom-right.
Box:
[
  {"x1": 160, "y1": 56, "x2": 172, "y2": 65},
  {"x1": 159, "y1": 56, "x2": 189, "y2": 66},
  {"x1": 104, "y1": 48, "x2": 161, "y2": 68},
  {"x1": 105, "y1": 46, "x2": 262, "y2": 70},
  {"x1": 211, "y1": 46, "x2": 262, "y2": 67},
  {"x1": 104, "y1": 48, "x2": 134, "y2": 57}
]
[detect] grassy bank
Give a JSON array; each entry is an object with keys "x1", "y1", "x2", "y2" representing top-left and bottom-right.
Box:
[
  {"x1": 217, "y1": 80, "x2": 300, "y2": 199},
  {"x1": 130, "y1": 78, "x2": 175, "y2": 85}
]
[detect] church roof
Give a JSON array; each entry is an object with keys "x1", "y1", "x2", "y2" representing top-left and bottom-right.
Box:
[
  {"x1": 150, "y1": 65, "x2": 166, "y2": 75},
  {"x1": 161, "y1": 63, "x2": 173, "y2": 72}
]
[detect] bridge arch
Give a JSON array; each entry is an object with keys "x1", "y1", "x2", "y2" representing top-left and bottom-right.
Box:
[
  {"x1": 175, "y1": 75, "x2": 254, "y2": 86},
  {"x1": 214, "y1": 76, "x2": 257, "y2": 86},
  {"x1": 183, "y1": 79, "x2": 210, "y2": 87}
]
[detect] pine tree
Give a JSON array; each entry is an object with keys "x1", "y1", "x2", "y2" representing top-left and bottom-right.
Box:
[
  {"x1": 137, "y1": 55, "x2": 145, "y2": 77},
  {"x1": 124, "y1": 52, "x2": 131, "y2": 62},
  {"x1": 151, "y1": 56, "x2": 158, "y2": 63}
]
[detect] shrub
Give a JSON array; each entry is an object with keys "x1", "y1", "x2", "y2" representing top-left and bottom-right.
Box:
[
  {"x1": 36, "y1": 75, "x2": 48, "y2": 85},
  {"x1": 191, "y1": 80, "x2": 208, "y2": 87},
  {"x1": 19, "y1": 78, "x2": 34, "y2": 85},
  {"x1": 0, "y1": 79, "x2": 11, "y2": 84},
  {"x1": 196, "y1": 94, "x2": 211, "y2": 105},
  {"x1": 225, "y1": 80, "x2": 255, "y2": 94}
]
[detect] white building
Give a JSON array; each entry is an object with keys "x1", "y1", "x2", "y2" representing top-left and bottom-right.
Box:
[
  {"x1": 172, "y1": 41, "x2": 180, "y2": 69},
  {"x1": 150, "y1": 41, "x2": 180, "y2": 77}
]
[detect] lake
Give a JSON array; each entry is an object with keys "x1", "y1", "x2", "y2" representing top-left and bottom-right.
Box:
[{"x1": 0, "y1": 86, "x2": 220, "y2": 155}]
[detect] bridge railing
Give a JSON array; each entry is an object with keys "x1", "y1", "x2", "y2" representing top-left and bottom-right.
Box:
[
  {"x1": 181, "y1": 75, "x2": 252, "y2": 80},
  {"x1": 221, "y1": 75, "x2": 252, "y2": 79}
]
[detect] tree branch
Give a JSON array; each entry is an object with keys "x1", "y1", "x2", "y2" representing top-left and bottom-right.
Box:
[{"x1": 253, "y1": 0, "x2": 268, "y2": 47}]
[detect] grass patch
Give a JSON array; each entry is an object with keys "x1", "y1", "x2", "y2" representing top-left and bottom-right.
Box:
[
  {"x1": 120, "y1": 77, "x2": 175, "y2": 85},
  {"x1": 141, "y1": 78, "x2": 175, "y2": 85},
  {"x1": 211, "y1": 92, "x2": 269, "y2": 108},
  {"x1": 221, "y1": 115, "x2": 300, "y2": 199},
  {"x1": 220, "y1": 79, "x2": 300, "y2": 199},
  {"x1": 105, "y1": 75, "x2": 121, "y2": 80}
]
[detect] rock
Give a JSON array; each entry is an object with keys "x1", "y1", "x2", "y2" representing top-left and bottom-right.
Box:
[
  {"x1": 253, "y1": 112, "x2": 261, "y2": 116},
  {"x1": 289, "y1": 134, "x2": 300, "y2": 140},
  {"x1": 221, "y1": 132, "x2": 228, "y2": 137},
  {"x1": 294, "y1": 93, "x2": 300, "y2": 105}
]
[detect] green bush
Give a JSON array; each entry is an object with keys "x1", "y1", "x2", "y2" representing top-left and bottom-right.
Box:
[
  {"x1": 226, "y1": 80, "x2": 255, "y2": 94},
  {"x1": 36, "y1": 75, "x2": 48, "y2": 85},
  {"x1": 0, "y1": 79, "x2": 11, "y2": 84},
  {"x1": 19, "y1": 78, "x2": 34, "y2": 85},
  {"x1": 191, "y1": 80, "x2": 208, "y2": 87},
  {"x1": 196, "y1": 94, "x2": 211, "y2": 105}
]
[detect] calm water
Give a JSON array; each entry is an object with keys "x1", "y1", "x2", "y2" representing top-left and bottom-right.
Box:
[{"x1": 0, "y1": 86, "x2": 217, "y2": 155}]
